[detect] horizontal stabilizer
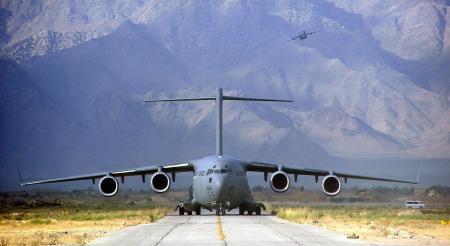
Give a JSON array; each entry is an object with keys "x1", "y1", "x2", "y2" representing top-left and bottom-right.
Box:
[
  {"x1": 146, "y1": 96, "x2": 293, "y2": 103},
  {"x1": 145, "y1": 97, "x2": 215, "y2": 102},
  {"x1": 223, "y1": 96, "x2": 292, "y2": 102}
]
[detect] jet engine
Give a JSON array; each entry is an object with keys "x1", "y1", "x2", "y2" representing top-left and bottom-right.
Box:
[
  {"x1": 270, "y1": 171, "x2": 290, "y2": 193},
  {"x1": 98, "y1": 176, "x2": 119, "y2": 197},
  {"x1": 322, "y1": 175, "x2": 341, "y2": 196},
  {"x1": 151, "y1": 172, "x2": 171, "y2": 193}
]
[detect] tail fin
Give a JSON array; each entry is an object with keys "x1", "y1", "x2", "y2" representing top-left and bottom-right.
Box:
[{"x1": 145, "y1": 88, "x2": 293, "y2": 156}]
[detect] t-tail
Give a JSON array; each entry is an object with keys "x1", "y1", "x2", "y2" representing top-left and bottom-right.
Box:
[{"x1": 145, "y1": 88, "x2": 293, "y2": 157}]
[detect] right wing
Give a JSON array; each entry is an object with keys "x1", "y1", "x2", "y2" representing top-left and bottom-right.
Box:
[
  {"x1": 19, "y1": 162, "x2": 194, "y2": 186},
  {"x1": 245, "y1": 161, "x2": 419, "y2": 184}
]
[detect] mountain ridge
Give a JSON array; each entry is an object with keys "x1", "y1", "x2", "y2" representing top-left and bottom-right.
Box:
[{"x1": 0, "y1": 0, "x2": 449, "y2": 190}]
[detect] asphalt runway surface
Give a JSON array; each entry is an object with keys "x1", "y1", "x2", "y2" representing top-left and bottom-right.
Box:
[{"x1": 88, "y1": 210, "x2": 395, "y2": 246}]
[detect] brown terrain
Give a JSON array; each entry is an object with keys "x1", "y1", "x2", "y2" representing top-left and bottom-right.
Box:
[{"x1": 0, "y1": 186, "x2": 448, "y2": 245}]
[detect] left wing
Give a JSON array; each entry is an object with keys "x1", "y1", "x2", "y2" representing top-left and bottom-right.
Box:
[
  {"x1": 245, "y1": 161, "x2": 419, "y2": 184},
  {"x1": 19, "y1": 162, "x2": 194, "y2": 186}
]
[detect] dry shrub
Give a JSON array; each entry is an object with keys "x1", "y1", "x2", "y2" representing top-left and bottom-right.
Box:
[{"x1": 0, "y1": 237, "x2": 9, "y2": 246}]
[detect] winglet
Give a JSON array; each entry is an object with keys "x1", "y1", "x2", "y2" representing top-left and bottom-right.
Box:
[
  {"x1": 416, "y1": 165, "x2": 422, "y2": 184},
  {"x1": 15, "y1": 164, "x2": 25, "y2": 186}
]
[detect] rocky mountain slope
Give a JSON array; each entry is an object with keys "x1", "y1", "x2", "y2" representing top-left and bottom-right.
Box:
[{"x1": 0, "y1": 0, "x2": 449, "y2": 189}]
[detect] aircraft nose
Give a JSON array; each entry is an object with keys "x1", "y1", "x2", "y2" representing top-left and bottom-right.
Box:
[{"x1": 212, "y1": 174, "x2": 231, "y2": 202}]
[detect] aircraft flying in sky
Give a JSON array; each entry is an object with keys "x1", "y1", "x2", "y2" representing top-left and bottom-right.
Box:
[
  {"x1": 290, "y1": 30, "x2": 319, "y2": 41},
  {"x1": 18, "y1": 88, "x2": 421, "y2": 215}
]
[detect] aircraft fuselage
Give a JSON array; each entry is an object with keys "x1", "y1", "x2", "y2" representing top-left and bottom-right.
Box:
[{"x1": 190, "y1": 155, "x2": 253, "y2": 211}]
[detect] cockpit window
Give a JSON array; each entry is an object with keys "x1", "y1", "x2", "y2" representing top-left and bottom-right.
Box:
[
  {"x1": 207, "y1": 168, "x2": 232, "y2": 175},
  {"x1": 213, "y1": 169, "x2": 231, "y2": 174}
]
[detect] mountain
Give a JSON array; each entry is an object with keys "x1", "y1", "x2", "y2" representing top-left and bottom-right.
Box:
[{"x1": 0, "y1": 0, "x2": 449, "y2": 190}]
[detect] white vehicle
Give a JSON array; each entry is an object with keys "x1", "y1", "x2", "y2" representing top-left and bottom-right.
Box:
[{"x1": 405, "y1": 200, "x2": 425, "y2": 209}]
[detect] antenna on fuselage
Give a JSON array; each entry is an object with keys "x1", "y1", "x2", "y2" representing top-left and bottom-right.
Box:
[{"x1": 145, "y1": 88, "x2": 293, "y2": 157}]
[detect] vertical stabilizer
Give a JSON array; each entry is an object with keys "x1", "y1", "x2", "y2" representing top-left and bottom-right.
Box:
[
  {"x1": 216, "y1": 88, "x2": 223, "y2": 157},
  {"x1": 145, "y1": 88, "x2": 292, "y2": 157}
]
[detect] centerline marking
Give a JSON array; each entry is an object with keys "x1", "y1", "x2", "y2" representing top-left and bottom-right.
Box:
[{"x1": 216, "y1": 215, "x2": 225, "y2": 241}]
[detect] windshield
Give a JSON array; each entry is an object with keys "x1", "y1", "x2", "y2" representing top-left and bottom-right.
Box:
[{"x1": 207, "y1": 168, "x2": 231, "y2": 175}]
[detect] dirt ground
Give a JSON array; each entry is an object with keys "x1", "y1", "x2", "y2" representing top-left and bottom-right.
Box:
[
  {"x1": 0, "y1": 208, "x2": 168, "y2": 245},
  {"x1": 276, "y1": 206, "x2": 450, "y2": 245}
]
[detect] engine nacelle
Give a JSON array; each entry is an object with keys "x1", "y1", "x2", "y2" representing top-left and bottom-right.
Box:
[
  {"x1": 270, "y1": 171, "x2": 290, "y2": 193},
  {"x1": 322, "y1": 175, "x2": 341, "y2": 196},
  {"x1": 151, "y1": 172, "x2": 171, "y2": 193},
  {"x1": 98, "y1": 176, "x2": 119, "y2": 197}
]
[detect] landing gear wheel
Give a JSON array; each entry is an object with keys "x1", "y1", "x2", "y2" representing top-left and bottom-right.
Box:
[
  {"x1": 178, "y1": 207, "x2": 185, "y2": 216},
  {"x1": 248, "y1": 211, "x2": 253, "y2": 215},
  {"x1": 255, "y1": 206, "x2": 261, "y2": 215},
  {"x1": 187, "y1": 211, "x2": 192, "y2": 215},
  {"x1": 221, "y1": 209, "x2": 226, "y2": 216},
  {"x1": 215, "y1": 207, "x2": 220, "y2": 215},
  {"x1": 195, "y1": 207, "x2": 201, "y2": 215},
  {"x1": 239, "y1": 208, "x2": 244, "y2": 215}
]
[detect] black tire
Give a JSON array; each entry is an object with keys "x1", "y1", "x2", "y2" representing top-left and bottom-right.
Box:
[
  {"x1": 187, "y1": 211, "x2": 193, "y2": 215},
  {"x1": 195, "y1": 207, "x2": 201, "y2": 215},
  {"x1": 248, "y1": 211, "x2": 253, "y2": 215},
  {"x1": 239, "y1": 208, "x2": 244, "y2": 215},
  {"x1": 215, "y1": 207, "x2": 220, "y2": 215},
  {"x1": 179, "y1": 207, "x2": 185, "y2": 216},
  {"x1": 256, "y1": 207, "x2": 261, "y2": 215},
  {"x1": 221, "y1": 209, "x2": 226, "y2": 216}
]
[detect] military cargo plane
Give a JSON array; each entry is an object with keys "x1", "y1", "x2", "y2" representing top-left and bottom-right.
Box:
[
  {"x1": 290, "y1": 30, "x2": 319, "y2": 41},
  {"x1": 18, "y1": 88, "x2": 421, "y2": 215}
]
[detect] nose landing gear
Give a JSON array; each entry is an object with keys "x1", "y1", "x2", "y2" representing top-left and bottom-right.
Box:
[
  {"x1": 215, "y1": 207, "x2": 226, "y2": 215},
  {"x1": 213, "y1": 201, "x2": 230, "y2": 215}
]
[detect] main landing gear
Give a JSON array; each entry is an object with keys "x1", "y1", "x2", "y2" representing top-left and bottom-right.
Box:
[
  {"x1": 238, "y1": 204, "x2": 263, "y2": 215},
  {"x1": 176, "y1": 204, "x2": 201, "y2": 215},
  {"x1": 178, "y1": 206, "x2": 185, "y2": 215}
]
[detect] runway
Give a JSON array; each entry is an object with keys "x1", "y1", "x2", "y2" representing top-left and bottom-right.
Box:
[{"x1": 88, "y1": 211, "x2": 394, "y2": 246}]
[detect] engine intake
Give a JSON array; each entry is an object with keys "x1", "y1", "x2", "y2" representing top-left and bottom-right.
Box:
[
  {"x1": 98, "y1": 176, "x2": 119, "y2": 197},
  {"x1": 151, "y1": 172, "x2": 171, "y2": 193},
  {"x1": 270, "y1": 171, "x2": 290, "y2": 193},
  {"x1": 322, "y1": 175, "x2": 341, "y2": 196}
]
